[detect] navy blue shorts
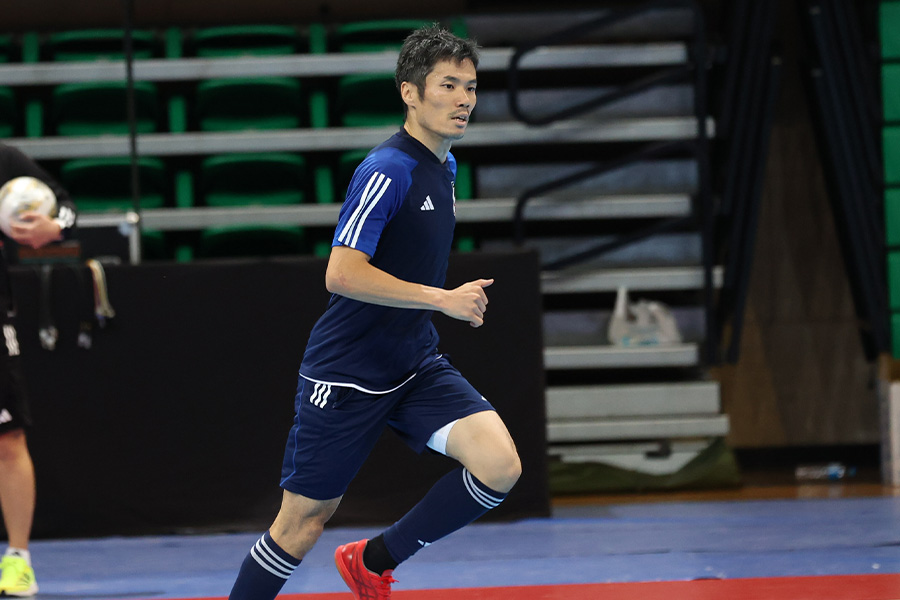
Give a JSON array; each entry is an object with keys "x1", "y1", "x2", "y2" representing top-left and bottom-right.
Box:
[{"x1": 280, "y1": 355, "x2": 494, "y2": 500}]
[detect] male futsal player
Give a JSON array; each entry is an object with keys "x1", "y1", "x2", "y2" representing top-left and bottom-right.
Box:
[
  {"x1": 0, "y1": 143, "x2": 77, "y2": 597},
  {"x1": 228, "y1": 24, "x2": 521, "y2": 600}
]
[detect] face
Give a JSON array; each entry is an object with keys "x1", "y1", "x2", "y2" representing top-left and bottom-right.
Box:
[{"x1": 402, "y1": 58, "x2": 477, "y2": 156}]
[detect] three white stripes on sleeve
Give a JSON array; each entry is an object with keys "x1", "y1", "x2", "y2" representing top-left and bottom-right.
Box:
[{"x1": 338, "y1": 172, "x2": 393, "y2": 249}]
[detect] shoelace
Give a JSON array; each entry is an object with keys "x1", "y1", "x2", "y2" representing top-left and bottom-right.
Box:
[{"x1": 375, "y1": 573, "x2": 397, "y2": 599}]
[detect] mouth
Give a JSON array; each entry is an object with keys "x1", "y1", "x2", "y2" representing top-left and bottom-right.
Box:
[{"x1": 452, "y1": 113, "x2": 469, "y2": 125}]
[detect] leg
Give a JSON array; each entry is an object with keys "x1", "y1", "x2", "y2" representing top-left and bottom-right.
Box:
[
  {"x1": 270, "y1": 489, "x2": 341, "y2": 558},
  {"x1": 444, "y1": 410, "x2": 522, "y2": 493},
  {"x1": 0, "y1": 429, "x2": 36, "y2": 550},
  {"x1": 0, "y1": 428, "x2": 38, "y2": 597},
  {"x1": 368, "y1": 410, "x2": 522, "y2": 576},
  {"x1": 229, "y1": 490, "x2": 341, "y2": 600}
]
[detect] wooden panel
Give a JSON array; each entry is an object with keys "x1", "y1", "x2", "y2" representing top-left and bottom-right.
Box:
[{"x1": 712, "y1": 1, "x2": 877, "y2": 447}]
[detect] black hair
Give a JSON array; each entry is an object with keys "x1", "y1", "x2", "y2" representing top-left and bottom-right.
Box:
[{"x1": 394, "y1": 24, "x2": 480, "y2": 112}]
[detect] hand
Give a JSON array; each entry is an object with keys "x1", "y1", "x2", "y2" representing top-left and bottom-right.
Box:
[
  {"x1": 8, "y1": 212, "x2": 63, "y2": 249},
  {"x1": 441, "y1": 278, "x2": 494, "y2": 328}
]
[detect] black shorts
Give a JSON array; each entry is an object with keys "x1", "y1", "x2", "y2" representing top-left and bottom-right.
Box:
[{"x1": 0, "y1": 323, "x2": 31, "y2": 434}]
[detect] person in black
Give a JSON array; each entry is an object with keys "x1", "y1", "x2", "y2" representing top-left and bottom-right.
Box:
[{"x1": 0, "y1": 143, "x2": 76, "y2": 597}]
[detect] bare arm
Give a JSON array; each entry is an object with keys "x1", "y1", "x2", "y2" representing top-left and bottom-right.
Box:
[
  {"x1": 8, "y1": 211, "x2": 63, "y2": 249},
  {"x1": 325, "y1": 245, "x2": 493, "y2": 327}
]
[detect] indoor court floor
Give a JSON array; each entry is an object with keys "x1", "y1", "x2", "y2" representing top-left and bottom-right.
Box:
[{"x1": 24, "y1": 484, "x2": 900, "y2": 600}]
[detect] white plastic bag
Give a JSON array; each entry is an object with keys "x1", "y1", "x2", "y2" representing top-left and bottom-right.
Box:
[{"x1": 607, "y1": 286, "x2": 682, "y2": 346}]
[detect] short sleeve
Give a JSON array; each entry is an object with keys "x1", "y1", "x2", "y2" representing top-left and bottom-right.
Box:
[{"x1": 332, "y1": 148, "x2": 415, "y2": 257}]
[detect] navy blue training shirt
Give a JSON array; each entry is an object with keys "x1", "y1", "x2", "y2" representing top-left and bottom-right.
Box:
[{"x1": 299, "y1": 129, "x2": 459, "y2": 393}]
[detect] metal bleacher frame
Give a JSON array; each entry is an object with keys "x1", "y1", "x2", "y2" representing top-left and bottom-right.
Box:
[
  {"x1": 2, "y1": 2, "x2": 776, "y2": 482},
  {"x1": 1, "y1": 21, "x2": 707, "y2": 259}
]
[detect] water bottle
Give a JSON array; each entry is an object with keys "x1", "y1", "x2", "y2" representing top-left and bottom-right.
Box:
[{"x1": 794, "y1": 462, "x2": 855, "y2": 481}]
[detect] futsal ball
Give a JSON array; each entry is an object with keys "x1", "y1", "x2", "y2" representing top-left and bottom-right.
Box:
[{"x1": 0, "y1": 176, "x2": 58, "y2": 238}]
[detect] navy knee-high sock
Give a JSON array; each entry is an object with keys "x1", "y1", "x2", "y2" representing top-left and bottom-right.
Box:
[
  {"x1": 381, "y1": 467, "x2": 507, "y2": 565},
  {"x1": 229, "y1": 531, "x2": 301, "y2": 600}
]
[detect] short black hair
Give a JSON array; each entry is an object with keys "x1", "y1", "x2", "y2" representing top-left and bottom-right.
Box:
[{"x1": 395, "y1": 24, "x2": 480, "y2": 111}]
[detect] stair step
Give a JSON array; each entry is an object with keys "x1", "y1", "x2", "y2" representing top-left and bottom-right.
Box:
[
  {"x1": 484, "y1": 233, "x2": 703, "y2": 267},
  {"x1": 9, "y1": 117, "x2": 714, "y2": 160},
  {"x1": 544, "y1": 343, "x2": 700, "y2": 369},
  {"x1": 0, "y1": 43, "x2": 685, "y2": 87},
  {"x1": 541, "y1": 265, "x2": 722, "y2": 293},
  {"x1": 477, "y1": 160, "x2": 698, "y2": 197},
  {"x1": 548, "y1": 414, "x2": 730, "y2": 442},
  {"x1": 456, "y1": 193, "x2": 691, "y2": 223},
  {"x1": 465, "y1": 9, "x2": 697, "y2": 44},
  {"x1": 477, "y1": 85, "x2": 694, "y2": 122},
  {"x1": 546, "y1": 381, "x2": 720, "y2": 419}
]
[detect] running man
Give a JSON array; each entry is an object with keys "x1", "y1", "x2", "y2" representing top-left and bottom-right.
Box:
[{"x1": 228, "y1": 24, "x2": 521, "y2": 600}]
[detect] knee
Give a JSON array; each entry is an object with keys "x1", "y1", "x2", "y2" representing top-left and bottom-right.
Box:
[
  {"x1": 487, "y1": 447, "x2": 522, "y2": 494},
  {"x1": 0, "y1": 430, "x2": 27, "y2": 463}
]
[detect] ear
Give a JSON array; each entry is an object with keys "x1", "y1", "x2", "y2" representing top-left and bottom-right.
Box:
[{"x1": 400, "y1": 81, "x2": 418, "y2": 109}]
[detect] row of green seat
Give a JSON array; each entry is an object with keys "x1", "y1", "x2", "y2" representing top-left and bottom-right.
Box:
[
  {"x1": 0, "y1": 20, "x2": 462, "y2": 63},
  {"x1": 140, "y1": 220, "x2": 478, "y2": 263},
  {"x1": 881, "y1": 1, "x2": 900, "y2": 355},
  {"x1": 0, "y1": 20, "x2": 447, "y2": 137},
  {"x1": 59, "y1": 153, "x2": 472, "y2": 210},
  {"x1": 75, "y1": 150, "x2": 474, "y2": 262},
  {"x1": 0, "y1": 75, "x2": 404, "y2": 137},
  {"x1": 3, "y1": 19, "x2": 474, "y2": 262}
]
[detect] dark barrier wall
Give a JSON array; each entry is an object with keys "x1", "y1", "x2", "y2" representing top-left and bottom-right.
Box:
[{"x1": 6, "y1": 250, "x2": 548, "y2": 539}]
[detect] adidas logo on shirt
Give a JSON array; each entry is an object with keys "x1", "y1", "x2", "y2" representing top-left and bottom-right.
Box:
[{"x1": 420, "y1": 196, "x2": 435, "y2": 211}]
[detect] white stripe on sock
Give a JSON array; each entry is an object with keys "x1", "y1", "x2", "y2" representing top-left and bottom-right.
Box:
[
  {"x1": 258, "y1": 536, "x2": 298, "y2": 573},
  {"x1": 249, "y1": 537, "x2": 295, "y2": 579},
  {"x1": 462, "y1": 468, "x2": 504, "y2": 509}
]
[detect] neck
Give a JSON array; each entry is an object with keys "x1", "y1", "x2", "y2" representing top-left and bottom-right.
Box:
[{"x1": 403, "y1": 122, "x2": 452, "y2": 163}]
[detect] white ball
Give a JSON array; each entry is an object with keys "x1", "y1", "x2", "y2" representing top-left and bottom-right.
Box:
[{"x1": 0, "y1": 176, "x2": 58, "y2": 238}]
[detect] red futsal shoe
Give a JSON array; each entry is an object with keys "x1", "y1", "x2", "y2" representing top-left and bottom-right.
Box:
[{"x1": 334, "y1": 539, "x2": 397, "y2": 599}]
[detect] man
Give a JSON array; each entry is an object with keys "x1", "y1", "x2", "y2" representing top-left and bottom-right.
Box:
[
  {"x1": 0, "y1": 143, "x2": 77, "y2": 597},
  {"x1": 229, "y1": 24, "x2": 521, "y2": 600}
]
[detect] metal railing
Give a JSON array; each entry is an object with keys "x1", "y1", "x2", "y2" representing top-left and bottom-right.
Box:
[{"x1": 507, "y1": 0, "x2": 718, "y2": 362}]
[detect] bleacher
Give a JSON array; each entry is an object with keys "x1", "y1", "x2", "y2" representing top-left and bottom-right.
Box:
[{"x1": 1, "y1": 6, "x2": 733, "y2": 490}]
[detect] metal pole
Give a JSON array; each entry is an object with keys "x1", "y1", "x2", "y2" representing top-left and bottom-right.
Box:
[{"x1": 122, "y1": 0, "x2": 142, "y2": 264}]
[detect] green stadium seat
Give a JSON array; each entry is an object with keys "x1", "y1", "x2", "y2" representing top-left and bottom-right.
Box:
[
  {"x1": 195, "y1": 77, "x2": 301, "y2": 131},
  {"x1": 46, "y1": 29, "x2": 158, "y2": 61},
  {"x1": 0, "y1": 35, "x2": 12, "y2": 62},
  {"x1": 331, "y1": 20, "x2": 426, "y2": 128},
  {"x1": 52, "y1": 80, "x2": 159, "y2": 135},
  {"x1": 889, "y1": 251, "x2": 900, "y2": 311},
  {"x1": 201, "y1": 153, "x2": 307, "y2": 207},
  {"x1": 887, "y1": 188, "x2": 900, "y2": 249},
  {"x1": 61, "y1": 157, "x2": 167, "y2": 211},
  {"x1": 887, "y1": 127, "x2": 900, "y2": 185},
  {"x1": 883, "y1": 2, "x2": 900, "y2": 60},
  {"x1": 336, "y1": 73, "x2": 403, "y2": 127},
  {"x1": 893, "y1": 312, "x2": 900, "y2": 358},
  {"x1": 192, "y1": 25, "x2": 299, "y2": 57},
  {"x1": 0, "y1": 87, "x2": 15, "y2": 137},
  {"x1": 336, "y1": 149, "x2": 370, "y2": 198},
  {"x1": 198, "y1": 225, "x2": 307, "y2": 258},
  {"x1": 192, "y1": 26, "x2": 304, "y2": 132},
  {"x1": 40, "y1": 31, "x2": 161, "y2": 137},
  {"x1": 885, "y1": 64, "x2": 900, "y2": 123},
  {"x1": 333, "y1": 19, "x2": 429, "y2": 52}
]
